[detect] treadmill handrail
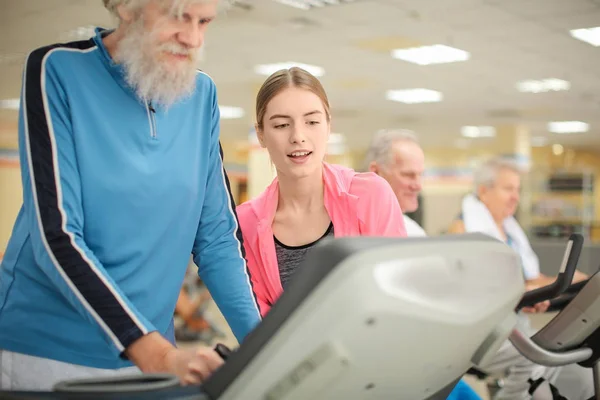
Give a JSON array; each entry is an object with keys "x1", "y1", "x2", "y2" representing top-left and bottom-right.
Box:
[
  {"x1": 564, "y1": 278, "x2": 591, "y2": 295},
  {"x1": 516, "y1": 233, "x2": 583, "y2": 310},
  {"x1": 509, "y1": 328, "x2": 593, "y2": 367}
]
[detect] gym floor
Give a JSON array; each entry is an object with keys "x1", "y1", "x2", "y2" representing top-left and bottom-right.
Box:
[{"x1": 180, "y1": 300, "x2": 557, "y2": 400}]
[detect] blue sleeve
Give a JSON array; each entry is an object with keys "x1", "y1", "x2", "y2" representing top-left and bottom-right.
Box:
[
  {"x1": 17, "y1": 46, "x2": 156, "y2": 358},
  {"x1": 192, "y1": 81, "x2": 262, "y2": 343},
  {"x1": 446, "y1": 379, "x2": 482, "y2": 400}
]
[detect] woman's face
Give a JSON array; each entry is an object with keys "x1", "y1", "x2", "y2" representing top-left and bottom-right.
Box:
[{"x1": 257, "y1": 86, "x2": 330, "y2": 180}]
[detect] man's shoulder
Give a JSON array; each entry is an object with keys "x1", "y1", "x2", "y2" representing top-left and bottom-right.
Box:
[
  {"x1": 28, "y1": 39, "x2": 98, "y2": 63},
  {"x1": 403, "y1": 215, "x2": 427, "y2": 237},
  {"x1": 25, "y1": 39, "x2": 99, "y2": 76},
  {"x1": 195, "y1": 69, "x2": 217, "y2": 89}
]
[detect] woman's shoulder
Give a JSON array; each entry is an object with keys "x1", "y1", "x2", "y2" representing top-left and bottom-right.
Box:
[
  {"x1": 323, "y1": 162, "x2": 390, "y2": 194},
  {"x1": 348, "y1": 170, "x2": 393, "y2": 197}
]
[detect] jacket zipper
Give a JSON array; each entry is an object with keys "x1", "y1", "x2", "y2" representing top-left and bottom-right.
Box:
[{"x1": 147, "y1": 102, "x2": 157, "y2": 139}]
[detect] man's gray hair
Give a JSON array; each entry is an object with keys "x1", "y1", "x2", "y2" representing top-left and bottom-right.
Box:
[
  {"x1": 473, "y1": 157, "x2": 524, "y2": 190},
  {"x1": 102, "y1": 0, "x2": 143, "y2": 17},
  {"x1": 103, "y1": 0, "x2": 229, "y2": 19},
  {"x1": 364, "y1": 129, "x2": 419, "y2": 170}
]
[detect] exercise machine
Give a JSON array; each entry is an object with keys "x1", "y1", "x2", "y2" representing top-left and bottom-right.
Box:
[
  {"x1": 470, "y1": 233, "x2": 600, "y2": 400},
  {"x1": 0, "y1": 233, "x2": 525, "y2": 399},
  {"x1": 0, "y1": 232, "x2": 590, "y2": 399},
  {"x1": 513, "y1": 269, "x2": 600, "y2": 399}
]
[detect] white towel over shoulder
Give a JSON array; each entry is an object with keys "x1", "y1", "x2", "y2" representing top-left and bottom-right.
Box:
[{"x1": 461, "y1": 194, "x2": 540, "y2": 280}]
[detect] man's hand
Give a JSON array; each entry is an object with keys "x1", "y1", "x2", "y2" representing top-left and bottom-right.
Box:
[
  {"x1": 522, "y1": 300, "x2": 550, "y2": 314},
  {"x1": 125, "y1": 332, "x2": 224, "y2": 384},
  {"x1": 573, "y1": 270, "x2": 589, "y2": 284},
  {"x1": 164, "y1": 347, "x2": 225, "y2": 385}
]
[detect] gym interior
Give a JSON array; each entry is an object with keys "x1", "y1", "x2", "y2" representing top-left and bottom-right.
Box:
[{"x1": 1, "y1": 1, "x2": 599, "y2": 399}]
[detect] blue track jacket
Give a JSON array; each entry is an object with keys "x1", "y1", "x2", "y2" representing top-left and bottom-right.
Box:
[{"x1": 0, "y1": 28, "x2": 261, "y2": 369}]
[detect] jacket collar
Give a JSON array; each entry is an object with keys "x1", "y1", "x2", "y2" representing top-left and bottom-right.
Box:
[
  {"x1": 92, "y1": 27, "x2": 142, "y2": 105},
  {"x1": 249, "y1": 162, "x2": 361, "y2": 303},
  {"x1": 251, "y1": 162, "x2": 359, "y2": 234}
]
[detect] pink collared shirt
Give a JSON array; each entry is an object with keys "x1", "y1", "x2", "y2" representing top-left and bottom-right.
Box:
[{"x1": 236, "y1": 162, "x2": 407, "y2": 316}]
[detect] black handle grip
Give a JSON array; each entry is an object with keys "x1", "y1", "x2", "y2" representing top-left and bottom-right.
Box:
[
  {"x1": 546, "y1": 274, "x2": 593, "y2": 312},
  {"x1": 214, "y1": 343, "x2": 233, "y2": 361},
  {"x1": 564, "y1": 278, "x2": 589, "y2": 295},
  {"x1": 546, "y1": 293, "x2": 577, "y2": 312},
  {"x1": 516, "y1": 233, "x2": 584, "y2": 310}
]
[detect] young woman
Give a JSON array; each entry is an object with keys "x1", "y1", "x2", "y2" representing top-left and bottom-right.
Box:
[
  {"x1": 236, "y1": 67, "x2": 481, "y2": 400},
  {"x1": 236, "y1": 67, "x2": 407, "y2": 315}
]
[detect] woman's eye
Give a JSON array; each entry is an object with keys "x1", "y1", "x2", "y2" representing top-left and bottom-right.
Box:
[
  {"x1": 307, "y1": 121, "x2": 320, "y2": 125},
  {"x1": 274, "y1": 124, "x2": 288, "y2": 129}
]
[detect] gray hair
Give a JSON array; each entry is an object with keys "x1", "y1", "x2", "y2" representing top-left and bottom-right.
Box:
[
  {"x1": 473, "y1": 157, "x2": 524, "y2": 190},
  {"x1": 103, "y1": 0, "x2": 230, "y2": 20},
  {"x1": 363, "y1": 129, "x2": 419, "y2": 170}
]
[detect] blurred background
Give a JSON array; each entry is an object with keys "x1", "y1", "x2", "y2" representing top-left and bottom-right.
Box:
[
  {"x1": 3, "y1": 0, "x2": 600, "y2": 246},
  {"x1": 1, "y1": 0, "x2": 600, "y2": 378}
]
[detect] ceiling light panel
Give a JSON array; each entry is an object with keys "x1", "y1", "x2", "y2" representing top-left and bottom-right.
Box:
[
  {"x1": 391, "y1": 45, "x2": 470, "y2": 66},
  {"x1": 461, "y1": 126, "x2": 496, "y2": 138},
  {"x1": 386, "y1": 89, "x2": 443, "y2": 104},
  {"x1": 547, "y1": 121, "x2": 589, "y2": 134},
  {"x1": 516, "y1": 79, "x2": 570, "y2": 93},
  {"x1": 254, "y1": 62, "x2": 325, "y2": 77},
  {"x1": 569, "y1": 27, "x2": 600, "y2": 46},
  {"x1": 273, "y1": 0, "x2": 357, "y2": 10}
]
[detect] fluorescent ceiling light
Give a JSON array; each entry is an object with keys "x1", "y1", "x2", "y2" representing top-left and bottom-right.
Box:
[
  {"x1": 0, "y1": 98, "x2": 19, "y2": 110},
  {"x1": 531, "y1": 136, "x2": 548, "y2": 147},
  {"x1": 548, "y1": 121, "x2": 589, "y2": 134},
  {"x1": 386, "y1": 89, "x2": 442, "y2": 104},
  {"x1": 391, "y1": 45, "x2": 470, "y2": 66},
  {"x1": 273, "y1": 0, "x2": 355, "y2": 10},
  {"x1": 461, "y1": 126, "x2": 496, "y2": 138},
  {"x1": 219, "y1": 105, "x2": 245, "y2": 119},
  {"x1": 254, "y1": 62, "x2": 325, "y2": 77},
  {"x1": 516, "y1": 78, "x2": 570, "y2": 93},
  {"x1": 570, "y1": 27, "x2": 600, "y2": 47}
]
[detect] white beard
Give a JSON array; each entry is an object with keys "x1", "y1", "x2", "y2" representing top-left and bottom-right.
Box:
[{"x1": 115, "y1": 18, "x2": 200, "y2": 109}]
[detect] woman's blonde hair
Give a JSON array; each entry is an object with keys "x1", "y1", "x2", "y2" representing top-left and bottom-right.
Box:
[{"x1": 255, "y1": 67, "x2": 331, "y2": 131}]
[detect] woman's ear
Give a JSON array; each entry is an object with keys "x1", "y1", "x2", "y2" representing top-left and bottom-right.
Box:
[{"x1": 255, "y1": 124, "x2": 267, "y2": 148}]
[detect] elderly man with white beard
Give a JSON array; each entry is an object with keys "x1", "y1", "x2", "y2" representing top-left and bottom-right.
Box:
[{"x1": 0, "y1": 0, "x2": 262, "y2": 390}]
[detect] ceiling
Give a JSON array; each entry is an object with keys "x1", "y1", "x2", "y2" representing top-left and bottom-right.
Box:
[{"x1": 1, "y1": 0, "x2": 600, "y2": 152}]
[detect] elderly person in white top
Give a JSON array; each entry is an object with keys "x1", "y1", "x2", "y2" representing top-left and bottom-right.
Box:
[{"x1": 448, "y1": 157, "x2": 592, "y2": 400}]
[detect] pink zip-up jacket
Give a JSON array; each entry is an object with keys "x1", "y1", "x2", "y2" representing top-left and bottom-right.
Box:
[{"x1": 236, "y1": 162, "x2": 407, "y2": 317}]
